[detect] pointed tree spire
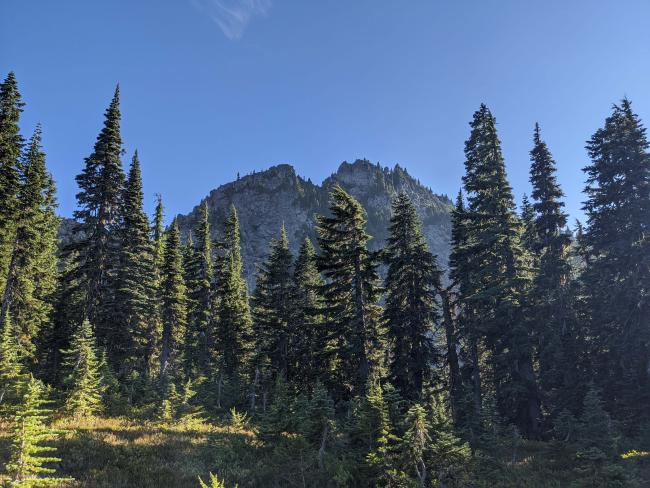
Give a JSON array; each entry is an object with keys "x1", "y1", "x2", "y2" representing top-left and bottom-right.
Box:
[
  {"x1": 383, "y1": 192, "x2": 442, "y2": 402},
  {"x1": 62, "y1": 319, "x2": 104, "y2": 417},
  {"x1": 185, "y1": 201, "x2": 214, "y2": 376},
  {"x1": 253, "y1": 225, "x2": 294, "y2": 391},
  {"x1": 458, "y1": 104, "x2": 541, "y2": 439},
  {"x1": 63, "y1": 86, "x2": 126, "y2": 361},
  {"x1": 159, "y1": 219, "x2": 187, "y2": 381},
  {"x1": 526, "y1": 124, "x2": 576, "y2": 420},
  {"x1": 214, "y1": 205, "x2": 254, "y2": 404},
  {"x1": 0, "y1": 125, "x2": 58, "y2": 363},
  {"x1": 316, "y1": 185, "x2": 383, "y2": 400},
  {"x1": 5, "y1": 375, "x2": 71, "y2": 485},
  {"x1": 114, "y1": 151, "x2": 156, "y2": 374},
  {"x1": 290, "y1": 237, "x2": 326, "y2": 392},
  {"x1": 0, "y1": 71, "x2": 25, "y2": 293},
  {"x1": 581, "y1": 98, "x2": 650, "y2": 428}
]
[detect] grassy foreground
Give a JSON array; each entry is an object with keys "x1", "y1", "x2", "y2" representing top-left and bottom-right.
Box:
[
  {"x1": 0, "y1": 416, "x2": 256, "y2": 488},
  {"x1": 1, "y1": 416, "x2": 650, "y2": 487}
]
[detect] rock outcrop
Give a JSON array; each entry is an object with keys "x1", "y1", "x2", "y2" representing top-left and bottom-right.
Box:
[{"x1": 175, "y1": 159, "x2": 453, "y2": 285}]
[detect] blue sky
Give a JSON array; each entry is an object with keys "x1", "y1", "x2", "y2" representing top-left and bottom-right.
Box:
[{"x1": 2, "y1": 1, "x2": 649, "y2": 223}]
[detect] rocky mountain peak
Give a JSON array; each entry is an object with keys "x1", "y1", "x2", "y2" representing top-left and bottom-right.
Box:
[{"x1": 176, "y1": 161, "x2": 452, "y2": 285}]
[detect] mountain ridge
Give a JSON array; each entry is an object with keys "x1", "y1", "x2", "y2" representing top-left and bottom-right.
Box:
[{"x1": 175, "y1": 159, "x2": 453, "y2": 284}]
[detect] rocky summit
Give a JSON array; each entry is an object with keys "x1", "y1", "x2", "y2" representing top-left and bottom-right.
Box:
[{"x1": 175, "y1": 159, "x2": 453, "y2": 284}]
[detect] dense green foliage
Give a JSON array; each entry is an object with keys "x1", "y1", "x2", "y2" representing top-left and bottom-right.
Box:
[
  {"x1": 59, "y1": 86, "x2": 126, "y2": 373},
  {"x1": 61, "y1": 319, "x2": 103, "y2": 418},
  {"x1": 383, "y1": 193, "x2": 442, "y2": 403},
  {"x1": 0, "y1": 126, "x2": 58, "y2": 365},
  {"x1": 115, "y1": 152, "x2": 156, "y2": 376},
  {"x1": 0, "y1": 73, "x2": 24, "y2": 297},
  {"x1": 4, "y1": 375, "x2": 71, "y2": 487},
  {"x1": 1, "y1": 73, "x2": 649, "y2": 487},
  {"x1": 581, "y1": 99, "x2": 650, "y2": 431},
  {"x1": 316, "y1": 185, "x2": 384, "y2": 401},
  {"x1": 159, "y1": 220, "x2": 187, "y2": 382}
]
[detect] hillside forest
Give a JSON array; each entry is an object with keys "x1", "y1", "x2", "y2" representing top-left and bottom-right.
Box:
[{"x1": 0, "y1": 71, "x2": 649, "y2": 487}]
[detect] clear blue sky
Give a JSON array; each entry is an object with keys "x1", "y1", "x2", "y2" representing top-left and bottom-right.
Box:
[{"x1": 2, "y1": 1, "x2": 649, "y2": 223}]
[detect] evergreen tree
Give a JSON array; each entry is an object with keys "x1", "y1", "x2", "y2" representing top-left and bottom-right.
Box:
[
  {"x1": 61, "y1": 319, "x2": 103, "y2": 417},
  {"x1": 157, "y1": 380, "x2": 181, "y2": 421},
  {"x1": 520, "y1": 193, "x2": 536, "y2": 254},
  {"x1": 400, "y1": 403, "x2": 431, "y2": 486},
  {"x1": 253, "y1": 226, "x2": 294, "y2": 390},
  {"x1": 581, "y1": 99, "x2": 650, "y2": 429},
  {"x1": 302, "y1": 382, "x2": 335, "y2": 452},
  {"x1": 572, "y1": 385, "x2": 623, "y2": 487},
  {"x1": 4, "y1": 375, "x2": 71, "y2": 487},
  {"x1": 114, "y1": 151, "x2": 156, "y2": 374},
  {"x1": 448, "y1": 190, "x2": 482, "y2": 430},
  {"x1": 290, "y1": 238, "x2": 327, "y2": 392},
  {"x1": 159, "y1": 219, "x2": 187, "y2": 381},
  {"x1": 351, "y1": 378, "x2": 398, "y2": 486},
  {"x1": 257, "y1": 375, "x2": 292, "y2": 442},
  {"x1": 316, "y1": 186, "x2": 383, "y2": 400},
  {"x1": 152, "y1": 194, "x2": 166, "y2": 272},
  {"x1": 40, "y1": 258, "x2": 81, "y2": 385},
  {"x1": 150, "y1": 194, "x2": 166, "y2": 376},
  {"x1": 459, "y1": 104, "x2": 540, "y2": 438},
  {"x1": 0, "y1": 72, "x2": 24, "y2": 293},
  {"x1": 0, "y1": 311, "x2": 25, "y2": 408},
  {"x1": 383, "y1": 192, "x2": 442, "y2": 403},
  {"x1": 213, "y1": 206, "x2": 254, "y2": 405},
  {"x1": 182, "y1": 230, "x2": 196, "y2": 374},
  {"x1": 63, "y1": 86, "x2": 126, "y2": 366},
  {"x1": 575, "y1": 384, "x2": 615, "y2": 456},
  {"x1": 527, "y1": 123, "x2": 576, "y2": 421},
  {"x1": 426, "y1": 396, "x2": 471, "y2": 486},
  {"x1": 0, "y1": 126, "x2": 58, "y2": 364},
  {"x1": 185, "y1": 202, "x2": 214, "y2": 376}
]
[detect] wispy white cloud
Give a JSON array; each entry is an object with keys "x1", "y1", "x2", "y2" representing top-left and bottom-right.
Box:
[{"x1": 191, "y1": 0, "x2": 271, "y2": 40}]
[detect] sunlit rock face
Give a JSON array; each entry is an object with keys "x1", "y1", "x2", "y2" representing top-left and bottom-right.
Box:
[{"x1": 175, "y1": 159, "x2": 453, "y2": 285}]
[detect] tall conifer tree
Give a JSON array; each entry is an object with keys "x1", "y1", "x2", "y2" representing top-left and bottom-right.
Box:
[
  {"x1": 290, "y1": 238, "x2": 327, "y2": 392},
  {"x1": 581, "y1": 99, "x2": 650, "y2": 428},
  {"x1": 459, "y1": 104, "x2": 540, "y2": 438},
  {"x1": 213, "y1": 206, "x2": 254, "y2": 401},
  {"x1": 527, "y1": 124, "x2": 576, "y2": 420},
  {"x1": 0, "y1": 126, "x2": 58, "y2": 362},
  {"x1": 0, "y1": 72, "x2": 24, "y2": 293},
  {"x1": 316, "y1": 186, "x2": 383, "y2": 400},
  {"x1": 114, "y1": 151, "x2": 156, "y2": 374},
  {"x1": 150, "y1": 194, "x2": 166, "y2": 375},
  {"x1": 383, "y1": 193, "x2": 442, "y2": 402},
  {"x1": 253, "y1": 226, "x2": 294, "y2": 389},
  {"x1": 159, "y1": 219, "x2": 187, "y2": 381},
  {"x1": 64, "y1": 86, "x2": 125, "y2": 363},
  {"x1": 185, "y1": 202, "x2": 214, "y2": 376},
  {"x1": 449, "y1": 190, "x2": 482, "y2": 428}
]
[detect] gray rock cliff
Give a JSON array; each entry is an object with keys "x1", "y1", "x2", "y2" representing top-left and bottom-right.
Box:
[{"x1": 175, "y1": 159, "x2": 453, "y2": 285}]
